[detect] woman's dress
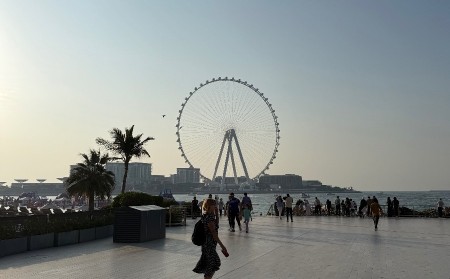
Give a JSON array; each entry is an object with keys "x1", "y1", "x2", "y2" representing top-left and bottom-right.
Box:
[{"x1": 193, "y1": 213, "x2": 221, "y2": 277}]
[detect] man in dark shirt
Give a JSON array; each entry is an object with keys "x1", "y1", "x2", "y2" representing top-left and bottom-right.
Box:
[
  {"x1": 228, "y1": 192, "x2": 241, "y2": 232},
  {"x1": 326, "y1": 199, "x2": 332, "y2": 216},
  {"x1": 359, "y1": 197, "x2": 367, "y2": 218},
  {"x1": 393, "y1": 197, "x2": 400, "y2": 217}
]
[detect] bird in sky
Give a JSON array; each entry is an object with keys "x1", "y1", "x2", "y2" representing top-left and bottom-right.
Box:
[{"x1": 162, "y1": 115, "x2": 166, "y2": 118}]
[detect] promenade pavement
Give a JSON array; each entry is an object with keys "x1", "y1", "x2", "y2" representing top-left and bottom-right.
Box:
[{"x1": 1, "y1": 216, "x2": 449, "y2": 279}]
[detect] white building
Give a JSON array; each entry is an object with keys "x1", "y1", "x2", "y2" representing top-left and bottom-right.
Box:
[{"x1": 105, "y1": 162, "x2": 152, "y2": 187}]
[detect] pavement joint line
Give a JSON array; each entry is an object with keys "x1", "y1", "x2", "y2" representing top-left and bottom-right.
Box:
[{"x1": 216, "y1": 245, "x2": 280, "y2": 279}]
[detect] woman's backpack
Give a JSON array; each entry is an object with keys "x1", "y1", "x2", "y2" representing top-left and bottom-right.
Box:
[{"x1": 191, "y1": 219, "x2": 206, "y2": 246}]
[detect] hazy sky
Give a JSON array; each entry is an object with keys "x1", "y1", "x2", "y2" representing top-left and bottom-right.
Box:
[{"x1": 1, "y1": 1, "x2": 449, "y2": 191}]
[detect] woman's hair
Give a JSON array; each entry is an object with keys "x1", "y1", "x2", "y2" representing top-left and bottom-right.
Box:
[{"x1": 202, "y1": 198, "x2": 216, "y2": 212}]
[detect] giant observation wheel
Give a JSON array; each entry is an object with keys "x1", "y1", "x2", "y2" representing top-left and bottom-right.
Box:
[{"x1": 176, "y1": 77, "x2": 280, "y2": 185}]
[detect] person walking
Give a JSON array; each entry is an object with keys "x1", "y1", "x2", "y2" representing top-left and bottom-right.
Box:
[
  {"x1": 437, "y1": 198, "x2": 445, "y2": 218},
  {"x1": 225, "y1": 195, "x2": 231, "y2": 230},
  {"x1": 359, "y1": 197, "x2": 367, "y2": 218},
  {"x1": 335, "y1": 196, "x2": 341, "y2": 216},
  {"x1": 193, "y1": 198, "x2": 228, "y2": 279},
  {"x1": 227, "y1": 193, "x2": 241, "y2": 232},
  {"x1": 276, "y1": 195, "x2": 284, "y2": 219},
  {"x1": 218, "y1": 198, "x2": 224, "y2": 217},
  {"x1": 370, "y1": 197, "x2": 383, "y2": 230},
  {"x1": 387, "y1": 197, "x2": 393, "y2": 217},
  {"x1": 285, "y1": 194, "x2": 294, "y2": 222},
  {"x1": 242, "y1": 204, "x2": 251, "y2": 233},
  {"x1": 393, "y1": 197, "x2": 400, "y2": 217},
  {"x1": 192, "y1": 197, "x2": 199, "y2": 219},
  {"x1": 241, "y1": 192, "x2": 252, "y2": 210}
]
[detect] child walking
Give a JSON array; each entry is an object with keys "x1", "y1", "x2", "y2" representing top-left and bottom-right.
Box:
[{"x1": 243, "y1": 204, "x2": 251, "y2": 233}]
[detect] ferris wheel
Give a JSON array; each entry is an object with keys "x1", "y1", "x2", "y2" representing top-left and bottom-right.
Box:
[{"x1": 176, "y1": 77, "x2": 280, "y2": 184}]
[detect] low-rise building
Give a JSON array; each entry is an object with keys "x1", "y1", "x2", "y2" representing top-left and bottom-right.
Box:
[{"x1": 258, "y1": 174, "x2": 303, "y2": 190}]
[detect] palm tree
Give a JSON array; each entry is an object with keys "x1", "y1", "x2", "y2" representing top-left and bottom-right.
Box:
[
  {"x1": 65, "y1": 150, "x2": 115, "y2": 211},
  {"x1": 96, "y1": 125, "x2": 154, "y2": 194}
]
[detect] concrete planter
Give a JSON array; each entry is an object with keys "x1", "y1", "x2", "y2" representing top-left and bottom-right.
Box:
[
  {"x1": 0, "y1": 237, "x2": 28, "y2": 258},
  {"x1": 79, "y1": 228, "x2": 96, "y2": 243},
  {"x1": 28, "y1": 233, "x2": 55, "y2": 251},
  {"x1": 95, "y1": 225, "x2": 113, "y2": 239},
  {"x1": 54, "y1": 230, "x2": 79, "y2": 247}
]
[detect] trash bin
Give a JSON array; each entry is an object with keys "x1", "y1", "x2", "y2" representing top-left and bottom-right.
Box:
[{"x1": 114, "y1": 205, "x2": 166, "y2": 243}]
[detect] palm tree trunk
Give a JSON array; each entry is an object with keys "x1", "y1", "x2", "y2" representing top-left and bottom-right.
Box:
[
  {"x1": 88, "y1": 192, "x2": 95, "y2": 212},
  {"x1": 122, "y1": 160, "x2": 129, "y2": 194}
]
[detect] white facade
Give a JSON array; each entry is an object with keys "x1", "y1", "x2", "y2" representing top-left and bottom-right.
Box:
[{"x1": 105, "y1": 162, "x2": 152, "y2": 186}]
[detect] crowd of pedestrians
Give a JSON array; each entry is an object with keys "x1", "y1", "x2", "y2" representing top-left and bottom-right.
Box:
[
  {"x1": 290, "y1": 195, "x2": 402, "y2": 218},
  {"x1": 192, "y1": 192, "x2": 446, "y2": 278}
]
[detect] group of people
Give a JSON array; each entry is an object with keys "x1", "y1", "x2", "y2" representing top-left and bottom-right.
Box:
[
  {"x1": 191, "y1": 192, "x2": 254, "y2": 278},
  {"x1": 275, "y1": 194, "x2": 294, "y2": 222},
  {"x1": 192, "y1": 193, "x2": 446, "y2": 278},
  {"x1": 288, "y1": 196, "x2": 401, "y2": 218},
  {"x1": 277, "y1": 195, "x2": 387, "y2": 230}
]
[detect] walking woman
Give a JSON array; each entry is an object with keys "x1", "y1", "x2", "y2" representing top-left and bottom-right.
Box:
[{"x1": 193, "y1": 198, "x2": 228, "y2": 279}]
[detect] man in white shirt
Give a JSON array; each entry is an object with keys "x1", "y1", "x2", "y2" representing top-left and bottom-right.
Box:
[
  {"x1": 285, "y1": 194, "x2": 294, "y2": 222},
  {"x1": 314, "y1": 197, "x2": 322, "y2": 215}
]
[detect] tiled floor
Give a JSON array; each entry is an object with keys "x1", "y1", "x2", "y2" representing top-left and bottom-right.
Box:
[{"x1": 1, "y1": 216, "x2": 449, "y2": 279}]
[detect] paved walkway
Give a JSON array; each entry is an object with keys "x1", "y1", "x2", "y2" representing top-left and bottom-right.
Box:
[{"x1": 1, "y1": 216, "x2": 449, "y2": 279}]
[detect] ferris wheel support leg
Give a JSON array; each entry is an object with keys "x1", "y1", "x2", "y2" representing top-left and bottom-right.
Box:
[
  {"x1": 213, "y1": 131, "x2": 229, "y2": 181},
  {"x1": 229, "y1": 144, "x2": 239, "y2": 185},
  {"x1": 222, "y1": 135, "x2": 232, "y2": 184},
  {"x1": 232, "y1": 130, "x2": 250, "y2": 180}
]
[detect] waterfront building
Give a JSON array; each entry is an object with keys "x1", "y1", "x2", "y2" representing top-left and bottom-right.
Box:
[
  {"x1": 71, "y1": 162, "x2": 152, "y2": 193},
  {"x1": 175, "y1": 168, "x2": 200, "y2": 184},
  {"x1": 213, "y1": 176, "x2": 248, "y2": 185},
  {"x1": 106, "y1": 162, "x2": 152, "y2": 185},
  {"x1": 258, "y1": 174, "x2": 303, "y2": 190}
]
